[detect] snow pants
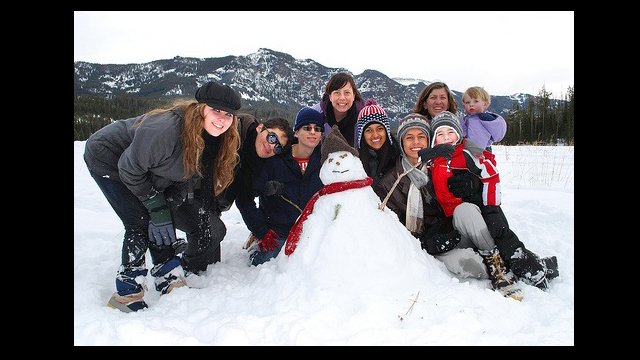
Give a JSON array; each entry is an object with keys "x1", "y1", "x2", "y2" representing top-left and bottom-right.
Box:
[{"x1": 435, "y1": 202, "x2": 493, "y2": 279}]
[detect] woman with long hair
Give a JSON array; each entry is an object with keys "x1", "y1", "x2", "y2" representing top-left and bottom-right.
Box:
[{"x1": 84, "y1": 81, "x2": 241, "y2": 312}]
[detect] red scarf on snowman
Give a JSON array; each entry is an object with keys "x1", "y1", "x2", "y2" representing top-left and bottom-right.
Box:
[{"x1": 284, "y1": 177, "x2": 373, "y2": 255}]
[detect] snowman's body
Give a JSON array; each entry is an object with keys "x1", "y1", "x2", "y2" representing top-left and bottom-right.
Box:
[{"x1": 276, "y1": 150, "x2": 452, "y2": 293}]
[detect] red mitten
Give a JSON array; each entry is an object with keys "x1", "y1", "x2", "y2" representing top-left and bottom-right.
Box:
[{"x1": 258, "y1": 229, "x2": 279, "y2": 252}]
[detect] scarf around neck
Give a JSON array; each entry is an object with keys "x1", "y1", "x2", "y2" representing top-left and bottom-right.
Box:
[
  {"x1": 402, "y1": 157, "x2": 430, "y2": 234},
  {"x1": 284, "y1": 177, "x2": 373, "y2": 255}
]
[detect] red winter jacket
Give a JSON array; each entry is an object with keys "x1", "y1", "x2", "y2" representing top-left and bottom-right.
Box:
[{"x1": 429, "y1": 139, "x2": 501, "y2": 217}]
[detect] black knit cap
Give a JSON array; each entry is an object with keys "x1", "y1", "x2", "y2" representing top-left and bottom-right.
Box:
[
  {"x1": 321, "y1": 125, "x2": 359, "y2": 164},
  {"x1": 195, "y1": 81, "x2": 242, "y2": 115}
]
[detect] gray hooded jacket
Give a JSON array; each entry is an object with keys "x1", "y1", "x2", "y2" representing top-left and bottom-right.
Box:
[{"x1": 83, "y1": 108, "x2": 189, "y2": 201}]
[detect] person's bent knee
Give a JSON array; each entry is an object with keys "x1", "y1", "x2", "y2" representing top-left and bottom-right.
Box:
[
  {"x1": 452, "y1": 202, "x2": 483, "y2": 232},
  {"x1": 453, "y1": 202, "x2": 481, "y2": 218}
]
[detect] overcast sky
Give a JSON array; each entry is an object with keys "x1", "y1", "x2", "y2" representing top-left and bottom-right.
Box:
[{"x1": 74, "y1": 11, "x2": 574, "y2": 99}]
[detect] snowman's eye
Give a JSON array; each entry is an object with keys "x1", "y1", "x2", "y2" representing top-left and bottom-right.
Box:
[
  {"x1": 328, "y1": 158, "x2": 333, "y2": 163},
  {"x1": 340, "y1": 153, "x2": 348, "y2": 159}
]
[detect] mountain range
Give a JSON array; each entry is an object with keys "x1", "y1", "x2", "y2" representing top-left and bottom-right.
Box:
[{"x1": 74, "y1": 48, "x2": 542, "y2": 128}]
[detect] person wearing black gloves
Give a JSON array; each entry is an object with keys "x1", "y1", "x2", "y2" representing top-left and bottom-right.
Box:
[
  {"x1": 217, "y1": 114, "x2": 292, "y2": 212},
  {"x1": 216, "y1": 114, "x2": 293, "y2": 250},
  {"x1": 419, "y1": 111, "x2": 558, "y2": 300},
  {"x1": 417, "y1": 111, "x2": 521, "y2": 299},
  {"x1": 375, "y1": 113, "x2": 437, "y2": 237},
  {"x1": 375, "y1": 113, "x2": 505, "y2": 296},
  {"x1": 244, "y1": 107, "x2": 325, "y2": 266},
  {"x1": 84, "y1": 81, "x2": 242, "y2": 312}
]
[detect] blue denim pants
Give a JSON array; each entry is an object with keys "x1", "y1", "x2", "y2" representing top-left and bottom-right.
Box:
[{"x1": 89, "y1": 170, "x2": 225, "y2": 274}]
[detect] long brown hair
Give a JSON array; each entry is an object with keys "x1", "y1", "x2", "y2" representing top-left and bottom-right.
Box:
[
  {"x1": 412, "y1": 82, "x2": 458, "y2": 119},
  {"x1": 148, "y1": 100, "x2": 240, "y2": 196}
]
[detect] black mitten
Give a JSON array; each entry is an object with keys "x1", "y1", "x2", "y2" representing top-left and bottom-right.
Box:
[
  {"x1": 418, "y1": 144, "x2": 455, "y2": 164},
  {"x1": 481, "y1": 205, "x2": 509, "y2": 239},
  {"x1": 421, "y1": 229, "x2": 461, "y2": 255},
  {"x1": 447, "y1": 169, "x2": 482, "y2": 205},
  {"x1": 264, "y1": 181, "x2": 285, "y2": 197}
]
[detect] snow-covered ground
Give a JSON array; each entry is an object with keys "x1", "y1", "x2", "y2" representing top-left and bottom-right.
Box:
[{"x1": 74, "y1": 142, "x2": 573, "y2": 345}]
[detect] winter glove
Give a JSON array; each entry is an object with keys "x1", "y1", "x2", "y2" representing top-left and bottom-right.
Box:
[
  {"x1": 477, "y1": 112, "x2": 498, "y2": 121},
  {"x1": 142, "y1": 191, "x2": 177, "y2": 246},
  {"x1": 258, "y1": 229, "x2": 279, "y2": 252},
  {"x1": 164, "y1": 183, "x2": 190, "y2": 207},
  {"x1": 421, "y1": 229, "x2": 461, "y2": 255},
  {"x1": 481, "y1": 205, "x2": 509, "y2": 239},
  {"x1": 418, "y1": 144, "x2": 455, "y2": 164},
  {"x1": 447, "y1": 169, "x2": 483, "y2": 205},
  {"x1": 264, "y1": 180, "x2": 285, "y2": 197}
]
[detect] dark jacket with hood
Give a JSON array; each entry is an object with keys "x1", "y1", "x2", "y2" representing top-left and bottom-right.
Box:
[
  {"x1": 240, "y1": 145, "x2": 324, "y2": 240},
  {"x1": 359, "y1": 134, "x2": 400, "y2": 186}
]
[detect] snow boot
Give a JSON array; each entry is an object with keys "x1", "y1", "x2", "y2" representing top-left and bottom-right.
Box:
[
  {"x1": 108, "y1": 291, "x2": 147, "y2": 313},
  {"x1": 493, "y1": 228, "x2": 551, "y2": 290},
  {"x1": 150, "y1": 255, "x2": 186, "y2": 295},
  {"x1": 107, "y1": 267, "x2": 148, "y2": 313},
  {"x1": 510, "y1": 248, "x2": 551, "y2": 290},
  {"x1": 516, "y1": 255, "x2": 558, "y2": 291},
  {"x1": 541, "y1": 256, "x2": 559, "y2": 280},
  {"x1": 479, "y1": 247, "x2": 523, "y2": 301}
]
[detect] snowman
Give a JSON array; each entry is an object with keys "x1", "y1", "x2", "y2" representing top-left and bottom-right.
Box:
[{"x1": 275, "y1": 126, "x2": 452, "y2": 295}]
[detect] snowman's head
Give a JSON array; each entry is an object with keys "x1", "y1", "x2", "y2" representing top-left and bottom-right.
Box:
[{"x1": 320, "y1": 150, "x2": 368, "y2": 184}]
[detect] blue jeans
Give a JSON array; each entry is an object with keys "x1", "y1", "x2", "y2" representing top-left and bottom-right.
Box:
[
  {"x1": 89, "y1": 170, "x2": 174, "y2": 269},
  {"x1": 89, "y1": 170, "x2": 225, "y2": 274},
  {"x1": 249, "y1": 231, "x2": 286, "y2": 266}
]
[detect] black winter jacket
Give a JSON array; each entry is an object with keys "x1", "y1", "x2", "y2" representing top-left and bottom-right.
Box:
[{"x1": 238, "y1": 146, "x2": 324, "y2": 240}]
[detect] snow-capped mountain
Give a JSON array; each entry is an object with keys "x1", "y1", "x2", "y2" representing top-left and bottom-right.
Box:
[
  {"x1": 74, "y1": 48, "x2": 538, "y2": 123},
  {"x1": 392, "y1": 78, "x2": 428, "y2": 86}
]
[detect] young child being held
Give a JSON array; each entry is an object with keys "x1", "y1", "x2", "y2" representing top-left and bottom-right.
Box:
[{"x1": 461, "y1": 86, "x2": 507, "y2": 151}]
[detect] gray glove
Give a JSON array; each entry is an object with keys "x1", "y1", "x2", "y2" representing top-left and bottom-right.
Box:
[{"x1": 142, "y1": 191, "x2": 177, "y2": 246}]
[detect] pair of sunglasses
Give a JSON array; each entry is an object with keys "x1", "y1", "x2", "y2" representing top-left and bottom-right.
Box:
[
  {"x1": 301, "y1": 125, "x2": 323, "y2": 133},
  {"x1": 266, "y1": 131, "x2": 283, "y2": 155}
]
